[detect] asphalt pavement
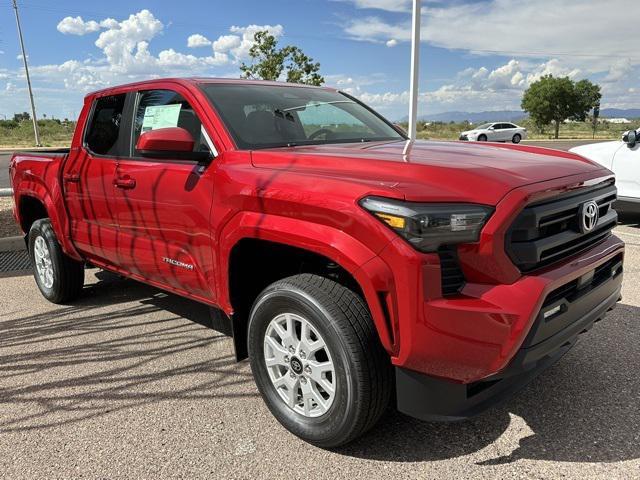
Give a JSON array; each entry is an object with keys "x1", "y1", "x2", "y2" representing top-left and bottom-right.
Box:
[
  {"x1": 1, "y1": 221, "x2": 639, "y2": 478},
  {"x1": 0, "y1": 140, "x2": 610, "y2": 189}
]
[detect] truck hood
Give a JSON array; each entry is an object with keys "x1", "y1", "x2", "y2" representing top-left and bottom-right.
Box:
[{"x1": 251, "y1": 140, "x2": 608, "y2": 205}]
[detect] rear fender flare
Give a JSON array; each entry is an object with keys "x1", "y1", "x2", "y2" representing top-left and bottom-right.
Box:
[{"x1": 14, "y1": 178, "x2": 81, "y2": 260}]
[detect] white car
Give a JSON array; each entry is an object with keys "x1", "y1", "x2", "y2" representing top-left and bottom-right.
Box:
[
  {"x1": 459, "y1": 122, "x2": 527, "y2": 143},
  {"x1": 570, "y1": 129, "x2": 640, "y2": 213}
]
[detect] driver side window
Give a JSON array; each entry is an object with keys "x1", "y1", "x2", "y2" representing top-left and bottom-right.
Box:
[{"x1": 132, "y1": 89, "x2": 212, "y2": 156}]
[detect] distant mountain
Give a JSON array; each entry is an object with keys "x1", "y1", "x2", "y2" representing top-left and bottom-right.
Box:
[
  {"x1": 397, "y1": 108, "x2": 640, "y2": 123},
  {"x1": 599, "y1": 108, "x2": 640, "y2": 119}
]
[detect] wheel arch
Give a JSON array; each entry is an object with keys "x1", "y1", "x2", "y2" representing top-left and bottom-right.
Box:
[{"x1": 218, "y1": 211, "x2": 397, "y2": 360}]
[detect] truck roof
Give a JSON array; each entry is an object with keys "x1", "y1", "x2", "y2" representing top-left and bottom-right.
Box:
[{"x1": 85, "y1": 77, "x2": 336, "y2": 99}]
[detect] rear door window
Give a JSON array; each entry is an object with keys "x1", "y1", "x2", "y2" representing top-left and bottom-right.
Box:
[{"x1": 84, "y1": 94, "x2": 127, "y2": 156}]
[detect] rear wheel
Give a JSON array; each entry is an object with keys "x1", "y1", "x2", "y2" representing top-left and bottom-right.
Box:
[
  {"x1": 477, "y1": 134, "x2": 488, "y2": 141},
  {"x1": 512, "y1": 133, "x2": 522, "y2": 143},
  {"x1": 29, "y1": 219, "x2": 84, "y2": 304},
  {"x1": 248, "y1": 274, "x2": 392, "y2": 448}
]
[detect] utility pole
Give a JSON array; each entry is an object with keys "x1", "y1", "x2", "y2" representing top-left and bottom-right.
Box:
[
  {"x1": 407, "y1": 0, "x2": 422, "y2": 141},
  {"x1": 12, "y1": 0, "x2": 41, "y2": 146}
]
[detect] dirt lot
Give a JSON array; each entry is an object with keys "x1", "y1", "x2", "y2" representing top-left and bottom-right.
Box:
[{"x1": 0, "y1": 222, "x2": 639, "y2": 479}]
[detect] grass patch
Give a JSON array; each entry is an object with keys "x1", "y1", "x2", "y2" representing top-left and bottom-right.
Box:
[
  {"x1": 408, "y1": 118, "x2": 636, "y2": 141},
  {"x1": 0, "y1": 119, "x2": 75, "y2": 148}
]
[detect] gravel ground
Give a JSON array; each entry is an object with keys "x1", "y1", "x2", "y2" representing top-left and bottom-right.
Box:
[
  {"x1": 0, "y1": 225, "x2": 639, "y2": 478},
  {"x1": 0, "y1": 198, "x2": 21, "y2": 238}
]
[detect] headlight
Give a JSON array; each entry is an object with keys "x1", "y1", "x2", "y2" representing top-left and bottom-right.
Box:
[{"x1": 360, "y1": 196, "x2": 493, "y2": 252}]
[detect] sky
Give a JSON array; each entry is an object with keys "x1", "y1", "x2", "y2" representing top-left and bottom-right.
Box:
[{"x1": 0, "y1": 0, "x2": 638, "y2": 121}]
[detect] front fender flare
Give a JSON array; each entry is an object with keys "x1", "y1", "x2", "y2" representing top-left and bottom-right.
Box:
[{"x1": 217, "y1": 211, "x2": 396, "y2": 353}]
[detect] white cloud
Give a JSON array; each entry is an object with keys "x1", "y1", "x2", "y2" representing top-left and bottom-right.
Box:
[
  {"x1": 57, "y1": 16, "x2": 101, "y2": 35},
  {"x1": 187, "y1": 34, "x2": 212, "y2": 48},
  {"x1": 605, "y1": 58, "x2": 633, "y2": 82},
  {"x1": 349, "y1": 56, "x2": 612, "y2": 119},
  {"x1": 24, "y1": 10, "x2": 285, "y2": 94},
  {"x1": 213, "y1": 35, "x2": 242, "y2": 53},
  {"x1": 386, "y1": 39, "x2": 398, "y2": 48},
  {"x1": 343, "y1": 0, "x2": 640, "y2": 74}
]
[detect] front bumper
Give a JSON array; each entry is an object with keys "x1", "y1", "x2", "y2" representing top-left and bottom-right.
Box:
[{"x1": 395, "y1": 248, "x2": 623, "y2": 421}]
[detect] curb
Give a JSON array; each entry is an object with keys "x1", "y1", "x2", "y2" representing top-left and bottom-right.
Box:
[
  {"x1": 0, "y1": 236, "x2": 25, "y2": 252},
  {"x1": 0, "y1": 188, "x2": 13, "y2": 197}
]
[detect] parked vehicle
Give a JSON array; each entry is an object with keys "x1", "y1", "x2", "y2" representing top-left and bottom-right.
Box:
[
  {"x1": 459, "y1": 122, "x2": 527, "y2": 143},
  {"x1": 10, "y1": 78, "x2": 624, "y2": 447},
  {"x1": 570, "y1": 129, "x2": 640, "y2": 213}
]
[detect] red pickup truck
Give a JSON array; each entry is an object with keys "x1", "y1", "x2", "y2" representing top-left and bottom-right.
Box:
[{"x1": 10, "y1": 78, "x2": 624, "y2": 447}]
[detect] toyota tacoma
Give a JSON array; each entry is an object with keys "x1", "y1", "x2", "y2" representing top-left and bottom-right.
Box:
[{"x1": 10, "y1": 78, "x2": 624, "y2": 447}]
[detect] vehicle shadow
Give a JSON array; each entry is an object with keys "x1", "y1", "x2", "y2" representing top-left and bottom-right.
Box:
[
  {"x1": 0, "y1": 270, "x2": 256, "y2": 434},
  {"x1": 339, "y1": 301, "x2": 640, "y2": 464}
]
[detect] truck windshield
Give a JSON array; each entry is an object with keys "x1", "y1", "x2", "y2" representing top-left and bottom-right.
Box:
[{"x1": 200, "y1": 83, "x2": 405, "y2": 149}]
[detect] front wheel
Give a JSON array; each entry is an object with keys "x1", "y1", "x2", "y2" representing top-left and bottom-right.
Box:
[
  {"x1": 512, "y1": 133, "x2": 522, "y2": 143},
  {"x1": 248, "y1": 274, "x2": 392, "y2": 448},
  {"x1": 477, "y1": 134, "x2": 488, "y2": 141},
  {"x1": 29, "y1": 219, "x2": 84, "y2": 304}
]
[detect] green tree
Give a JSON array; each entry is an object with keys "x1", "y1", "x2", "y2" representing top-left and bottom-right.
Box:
[
  {"x1": 521, "y1": 75, "x2": 601, "y2": 139},
  {"x1": 240, "y1": 31, "x2": 324, "y2": 86}
]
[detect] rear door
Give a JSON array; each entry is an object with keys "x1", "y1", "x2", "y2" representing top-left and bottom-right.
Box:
[
  {"x1": 494, "y1": 123, "x2": 509, "y2": 141},
  {"x1": 62, "y1": 92, "x2": 128, "y2": 264},
  {"x1": 113, "y1": 86, "x2": 218, "y2": 299},
  {"x1": 503, "y1": 123, "x2": 518, "y2": 141}
]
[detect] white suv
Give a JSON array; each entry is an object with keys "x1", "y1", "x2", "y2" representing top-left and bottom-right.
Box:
[
  {"x1": 459, "y1": 122, "x2": 528, "y2": 143},
  {"x1": 570, "y1": 129, "x2": 640, "y2": 213}
]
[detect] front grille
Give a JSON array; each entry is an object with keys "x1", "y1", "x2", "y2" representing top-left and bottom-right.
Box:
[
  {"x1": 438, "y1": 246, "x2": 465, "y2": 295},
  {"x1": 507, "y1": 181, "x2": 617, "y2": 272}
]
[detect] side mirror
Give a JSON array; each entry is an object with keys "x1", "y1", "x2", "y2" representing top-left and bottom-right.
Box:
[
  {"x1": 623, "y1": 129, "x2": 638, "y2": 148},
  {"x1": 136, "y1": 127, "x2": 211, "y2": 162}
]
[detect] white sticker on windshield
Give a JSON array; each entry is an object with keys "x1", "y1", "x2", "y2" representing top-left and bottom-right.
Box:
[{"x1": 141, "y1": 104, "x2": 182, "y2": 132}]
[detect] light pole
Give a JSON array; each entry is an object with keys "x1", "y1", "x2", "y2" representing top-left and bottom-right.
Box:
[
  {"x1": 407, "y1": 0, "x2": 422, "y2": 141},
  {"x1": 12, "y1": 0, "x2": 41, "y2": 146}
]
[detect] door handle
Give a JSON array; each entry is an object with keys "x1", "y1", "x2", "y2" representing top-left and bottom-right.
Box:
[
  {"x1": 113, "y1": 176, "x2": 137, "y2": 190},
  {"x1": 63, "y1": 173, "x2": 80, "y2": 183}
]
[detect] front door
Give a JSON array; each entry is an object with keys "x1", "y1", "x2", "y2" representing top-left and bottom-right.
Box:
[
  {"x1": 63, "y1": 93, "x2": 127, "y2": 264},
  {"x1": 113, "y1": 88, "x2": 217, "y2": 300}
]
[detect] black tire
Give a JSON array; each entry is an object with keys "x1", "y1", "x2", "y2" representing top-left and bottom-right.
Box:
[
  {"x1": 248, "y1": 274, "x2": 392, "y2": 448},
  {"x1": 512, "y1": 133, "x2": 522, "y2": 143},
  {"x1": 477, "y1": 134, "x2": 488, "y2": 141},
  {"x1": 28, "y1": 219, "x2": 84, "y2": 304}
]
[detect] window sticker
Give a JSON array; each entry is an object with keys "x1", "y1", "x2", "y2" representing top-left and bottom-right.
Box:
[{"x1": 141, "y1": 104, "x2": 182, "y2": 132}]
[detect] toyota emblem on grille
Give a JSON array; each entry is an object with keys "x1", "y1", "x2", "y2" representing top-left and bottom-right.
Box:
[{"x1": 580, "y1": 200, "x2": 599, "y2": 233}]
